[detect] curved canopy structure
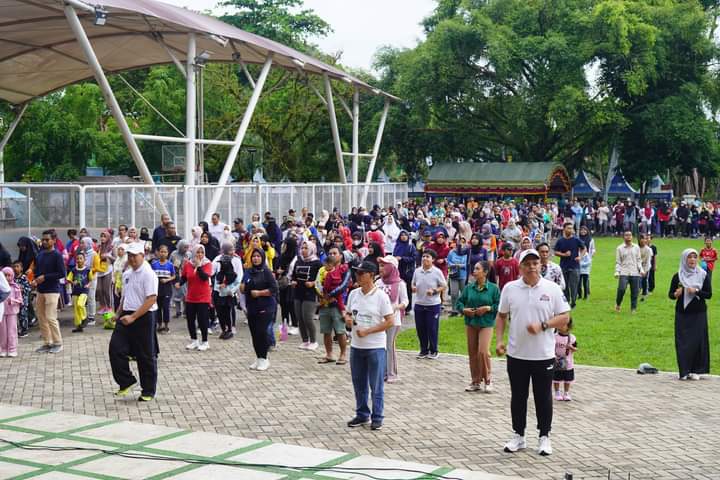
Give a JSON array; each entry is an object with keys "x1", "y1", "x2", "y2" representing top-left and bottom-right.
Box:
[{"x1": 0, "y1": 0, "x2": 397, "y2": 104}]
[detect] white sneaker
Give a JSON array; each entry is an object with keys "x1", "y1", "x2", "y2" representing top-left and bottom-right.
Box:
[
  {"x1": 483, "y1": 382, "x2": 493, "y2": 393},
  {"x1": 7, "y1": 352, "x2": 17, "y2": 358},
  {"x1": 249, "y1": 359, "x2": 259, "y2": 370},
  {"x1": 298, "y1": 342, "x2": 309, "y2": 350},
  {"x1": 306, "y1": 342, "x2": 319, "y2": 351},
  {"x1": 537, "y1": 436, "x2": 552, "y2": 456},
  {"x1": 232, "y1": 327, "x2": 237, "y2": 334},
  {"x1": 0, "y1": 352, "x2": 6, "y2": 358},
  {"x1": 197, "y1": 341, "x2": 209, "y2": 351},
  {"x1": 185, "y1": 340, "x2": 199, "y2": 350},
  {"x1": 256, "y1": 358, "x2": 270, "y2": 371},
  {"x1": 288, "y1": 327, "x2": 299, "y2": 335},
  {"x1": 503, "y1": 433, "x2": 526, "y2": 453},
  {"x1": 689, "y1": 373, "x2": 701, "y2": 380}
]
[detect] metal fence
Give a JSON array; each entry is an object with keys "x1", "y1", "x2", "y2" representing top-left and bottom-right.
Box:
[{"x1": 0, "y1": 182, "x2": 409, "y2": 256}]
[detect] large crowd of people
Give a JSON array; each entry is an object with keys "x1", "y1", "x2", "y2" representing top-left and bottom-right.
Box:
[{"x1": 0, "y1": 195, "x2": 713, "y2": 453}]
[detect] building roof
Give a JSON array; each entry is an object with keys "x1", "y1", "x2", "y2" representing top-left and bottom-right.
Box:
[
  {"x1": 425, "y1": 162, "x2": 570, "y2": 196},
  {"x1": 0, "y1": 0, "x2": 397, "y2": 104},
  {"x1": 573, "y1": 170, "x2": 601, "y2": 195},
  {"x1": 607, "y1": 170, "x2": 638, "y2": 195}
]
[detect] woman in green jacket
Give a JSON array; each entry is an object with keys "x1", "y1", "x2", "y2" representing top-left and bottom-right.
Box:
[{"x1": 456, "y1": 261, "x2": 500, "y2": 393}]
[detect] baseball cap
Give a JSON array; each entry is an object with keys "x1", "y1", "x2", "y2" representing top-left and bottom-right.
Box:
[
  {"x1": 352, "y1": 260, "x2": 379, "y2": 275},
  {"x1": 377, "y1": 255, "x2": 399, "y2": 268},
  {"x1": 126, "y1": 242, "x2": 144, "y2": 255},
  {"x1": 519, "y1": 249, "x2": 540, "y2": 263},
  {"x1": 233, "y1": 218, "x2": 243, "y2": 224}
]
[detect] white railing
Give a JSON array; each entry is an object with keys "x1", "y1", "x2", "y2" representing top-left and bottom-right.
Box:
[{"x1": 0, "y1": 182, "x2": 409, "y2": 250}]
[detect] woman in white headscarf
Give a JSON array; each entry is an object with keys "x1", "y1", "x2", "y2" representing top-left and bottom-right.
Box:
[
  {"x1": 669, "y1": 248, "x2": 711, "y2": 380},
  {"x1": 383, "y1": 214, "x2": 401, "y2": 254}
]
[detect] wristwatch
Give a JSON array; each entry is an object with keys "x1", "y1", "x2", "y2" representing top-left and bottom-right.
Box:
[{"x1": 541, "y1": 321, "x2": 548, "y2": 331}]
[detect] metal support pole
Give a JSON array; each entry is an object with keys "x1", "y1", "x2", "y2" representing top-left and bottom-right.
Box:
[
  {"x1": 256, "y1": 185, "x2": 263, "y2": 217},
  {"x1": 27, "y1": 187, "x2": 31, "y2": 236},
  {"x1": 312, "y1": 185, "x2": 316, "y2": 214},
  {"x1": 131, "y1": 187, "x2": 136, "y2": 228},
  {"x1": 228, "y1": 185, "x2": 232, "y2": 223},
  {"x1": 78, "y1": 186, "x2": 86, "y2": 228},
  {"x1": 204, "y1": 54, "x2": 274, "y2": 221},
  {"x1": 183, "y1": 33, "x2": 197, "y2": 239},
  {"x1": 352, "y1": 87, "x2": 360, "y2": 207},
  {"x1": 198, "y1": 67, "x2": 205, "y2": 183},
  {"x1": 64, "y1": 6, "x2": 160, "y2": 196},
  {"x1": 0, "y1": 103, "x2": 28, "y2": 183},
  {"x1": 361, "y1": 99, "x2": 390, "y2": 207},
  {"x1": 323, "y1": 73, "x2": 348, "y2": 184}
]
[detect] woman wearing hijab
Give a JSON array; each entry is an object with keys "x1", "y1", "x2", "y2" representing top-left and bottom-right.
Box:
[
  {"x1": 80, "y1": 237, "x2": 98, "y2": 326},
  {"x1": 139, "y1": 227, "x2": 151, "y2": 242},
  {"x1": 213, "y1": 242, "x2": 242, "y2": 340},
  {"x1": 276, "y1": 235, "x2": 299, "y2": 335},
  {"x1": 200, "y1": 231, "x2": 220, "y2": 262},
  {"x1": 180, "y1": 244, "x2": 213, "y2": 351},
  {"x1": 95, "y1": 229, "x2": 116, "y2": 329},
  {"x1": 480, "y1": 225, "x2": 497, "y2": 264},
  {"x1": 16, "y1": 236, "x2": 38, "y2": 274},
  {"x1": 669, "y1": 249, "x2": 712, "y2": 380},
  {"x1": 376, "y1": 256, "x2": 408, "y2": 383},
  {"x1": 242, "y1": 248, "x2": 278, "y2": 371},
  {"x1": 170, "y1": 240, "x2": 190, "y2": 319},
  {"x1": 364, "y1": 242, "x2": 383, "y2": 269},
  {"x1": 578, "y1": 225, "x2": 595, "y2": 257},
  {"x1": 383, "y1": 215, "x2": 401, "y2": 255},
  {"x1": 189, "y1": 226, "x2": 203, "y2": 249},
  {"x1": 393, "y1": 230, "x2": 417, "y2": 315},
  {"x1": 291, "y1": 240, "x2": 322, "y2": 350}
]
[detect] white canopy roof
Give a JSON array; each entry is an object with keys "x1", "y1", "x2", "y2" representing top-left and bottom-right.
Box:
[{"x1": 0, "y1": 0, "x2": 398, "y2": 104}]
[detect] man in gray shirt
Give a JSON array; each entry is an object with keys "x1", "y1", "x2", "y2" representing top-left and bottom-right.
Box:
[{"x1": 411, "y1": 249, "x2": 447, "y2": 359}]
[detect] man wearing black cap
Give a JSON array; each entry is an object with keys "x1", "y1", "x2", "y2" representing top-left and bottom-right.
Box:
[
  {"x1": 495, "y1": 249, "x2": 570, "y2": 456},
  {"x1": 344, "y1": 260, "x2": 395, "y2": 431},
  {"x1": 110, "y1": 241, "x2": 159, "y2": 402}
]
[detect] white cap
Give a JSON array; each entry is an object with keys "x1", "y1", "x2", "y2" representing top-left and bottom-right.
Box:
[
  {"x1": 518, "y1": 249, "x2": 540, "y2": 263},
  {"x1": 125, "y1": 242, "x2": 144, "y2": 255},
  {"x1": 378, "y1": 255, "x2": 399, "y2": 268}
]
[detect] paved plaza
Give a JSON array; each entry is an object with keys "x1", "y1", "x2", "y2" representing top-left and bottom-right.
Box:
[{"x1": 0, "y1": 311, "x2": 718, "y2": 480}]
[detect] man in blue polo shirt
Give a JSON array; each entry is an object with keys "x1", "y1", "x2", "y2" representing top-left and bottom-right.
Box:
[{"x1": 553, "y1": 222, "x2": 584, "y2": 308}]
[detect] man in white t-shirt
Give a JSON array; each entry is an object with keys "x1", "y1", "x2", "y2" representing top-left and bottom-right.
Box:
[
  {"x1": 344, "y1": 260, "x2": 394, "y2": 431},
  {"x1": 496, "y1": 249, "x2": 570, "y2": 457},
  {"x1": 109, "y1": 241, "x2": 159, "y2": 402},
  {"x1": 208, "y1": 212, "x2": 228, "y2": 240}
]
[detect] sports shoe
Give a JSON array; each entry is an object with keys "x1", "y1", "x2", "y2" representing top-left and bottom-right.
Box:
[
  {"x1": 679, "y1": 375, "x2": 689, "y2": 381},
  {"x1": 554, "y1": 390, "x2": 563, "y2": 401},
  {"x1": 256, "y1": 358, "x2": 270, "y2": 371},
  {"x1": 137, "y1": 395, "x2": 154, "y2": 402},
  {"x1": 18, "y1": 330, "x2": 29, "y2": 338},
  {"x1": 35, "y1": 344, "x2": 51, "y2": 353},
  {"x1": 416, "y1": 352, "x2": 428, "y2": 359},
  {"x1": 86, "y1": 318, "x2": 96, "y2": 326},
  {"x1": 537, "y1": 436, "x2": 552, "y2": 456},
  {"x1": 72, "y1": 327, "x2": 83, "y2": 333},
  {"x1": 231, "y1": 327, "x2": 237, "y2": 334},
  {"x1": 484, "y1": 382, "x2": 494, "y2": 393},
  {"x1": 49, "y1": 344, "x2": 63, "y2": 354},
  {"x1": 288, "y1": 326, "x2": 299, "y2": 335},
  {"x1": 197, "y1": 341, "x2": 209, "y2": 351},
  {"x1": 186, "y1": 340, "x2": 199, "y2": 350},
  {"x1": 464, "y1": 383, "x2": 482, "y2": 392},
  {"x1": 503, "y1": 433, "x2": 526, "y2": 453},
  {"x1": 306, "y1": 342, "x2": 319, "y2": 351},
  {"x1": 563, "y1": 392, "x2": 572, "y2": 401},
  {"x1": 689, "y1": 373, "x2": 701, "y2": 380},
  {"x1": 347, "y1": 416, "x2": 370, "y2": 428},
  {"x1": 0, "y1": 352, "x2": 6, "y2": 358},
  {"x1": 427, "y1": 352, "x2": 439, "y2": 360},
  {"x1": 115, "y1": 382, "x2": 137, "y2": 398},
  {"x1": 249, "y1": 359, "x2": 258, "y2": 370},
  {"x1": 7, "y1": 352, "x2": 17, "y2": 358},
  {"x1": 370, "y1": 421, "x2": 383, "y2": 431},
  {"x1": 298, "y1": 342, "x2": 310, "y2": 350}
]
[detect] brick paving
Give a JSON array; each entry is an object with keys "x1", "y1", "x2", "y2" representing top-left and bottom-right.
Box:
[{"x1": 1, "y1": 310, "x2": 718, "y2": 480}]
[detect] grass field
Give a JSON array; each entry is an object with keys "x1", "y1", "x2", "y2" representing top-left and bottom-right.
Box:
[{"x1": 396, "y1": 236, "x2": 720, "y2": 374}]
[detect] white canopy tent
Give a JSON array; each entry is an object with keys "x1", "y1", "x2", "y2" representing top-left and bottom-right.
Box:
[{"x1": 0, "y1": 0, "x2": 396, "y2": 237}]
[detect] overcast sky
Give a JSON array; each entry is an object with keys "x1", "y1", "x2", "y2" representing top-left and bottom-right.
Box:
[{"x1": 162, "y1": 0, "x2": 436, "y2": 71}]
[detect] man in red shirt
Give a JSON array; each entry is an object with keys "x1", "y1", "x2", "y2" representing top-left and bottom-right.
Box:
[
  {"x1": 495, "y1": 243, "x2": 520, "y2": 290},
  {"x1": 700, "y1": 236, "x2": 717, "y2": 281}
]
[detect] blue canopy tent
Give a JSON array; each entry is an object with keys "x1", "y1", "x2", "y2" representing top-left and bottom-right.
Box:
[
  {"x1": 607, "y1": 170, "x2": 638, "y2": 198},
  {"x1": 644, "y1": 175, "x2": 673, "y2": 201},
  {"x1": 572, "y1": 170, "x2": 601, "y2": 197}
]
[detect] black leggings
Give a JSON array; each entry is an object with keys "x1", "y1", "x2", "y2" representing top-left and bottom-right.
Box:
[
  {"x1": 279, "y1": 287, "x2": 297, "y2": 326},
  {"x1": 578, "y1": 274, "x2": 590, "y2": 299},
  {"x1": 248, "y1": 310, "x2": 273, "y2": 359},
  {"x1": 186, "y1": 302, "x2": 209, "y2": 342},
  {"x1": 216, "y1": 299, "x2": 234, "y2": 333},
  {"x1": 156, "y1": 295, "x2": 171, "y2": 325},
  {"x1": 507, "y1": 356, "x2": 554, "y2": 437}
]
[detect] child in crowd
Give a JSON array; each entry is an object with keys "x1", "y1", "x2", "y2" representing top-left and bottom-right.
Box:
[
  {"x1": 11, "y1": 261, "x2": 32, "y2": 338},
  {"x1": 638, "y1": 234, "x2": 654, "y2": 300},
  {"x1": 67, "y1": 252, "x2": 93, "y2": 333},
  {"x1": 495, "y1": 243, "x2": 519, "y2": 290},
  {"x1": 113, "y1": 244, "x2": 127, "y2": 311},
  {"x1": 553, "y1": 318, "x2": 577, "y2": 401},
  {"x1": 1, "y1": 267, "x2": 23, "y2": 357},
  {"x1": 151, "y1": 245, "x2": 176, "y2": 333},
  {"x1": 700, "y1": 236, "x2": 717, "y2": 282},
  {"x1": 578, "y1": 246, "x2": 592, "y2": 300}
]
